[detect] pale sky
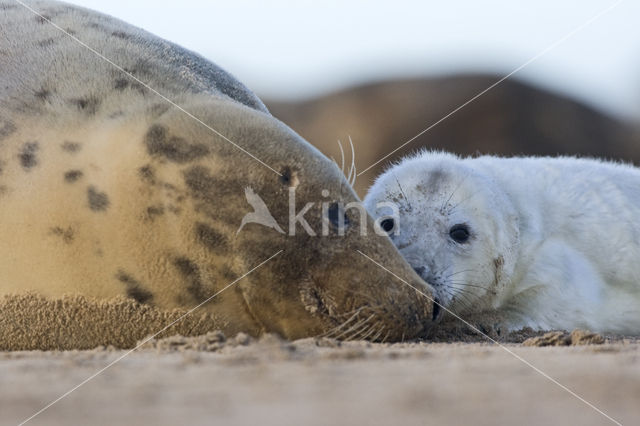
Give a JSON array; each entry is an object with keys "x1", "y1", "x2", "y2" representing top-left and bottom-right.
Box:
[{"x1": 67, "y1": 1, "x2": 640, "y2": 118}]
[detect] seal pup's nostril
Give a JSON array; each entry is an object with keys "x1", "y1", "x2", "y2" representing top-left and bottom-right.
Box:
[
  {"x1": 432, "y1": 298, "x2": 441, "y2": 321},
  {"x1": 413, "y1": 266, "x2": 426, "y2": 277}
]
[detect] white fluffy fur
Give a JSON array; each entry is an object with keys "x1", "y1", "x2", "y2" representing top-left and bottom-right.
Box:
[{"x1": 364, "y1": 151, "x2": 640, "y2": 334}]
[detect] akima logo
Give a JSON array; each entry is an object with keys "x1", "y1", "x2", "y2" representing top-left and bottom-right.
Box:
[
  {"x1": 237, "y1": 187, "x2": 285, "y2": 234},
  {"x1": 236, "y1": 187, "x2": 399, "y2": 237}
]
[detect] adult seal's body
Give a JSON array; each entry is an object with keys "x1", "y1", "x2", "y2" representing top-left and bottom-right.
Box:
[
  {"x1": 0, "y1": 0, "x2": 436, "y2": 342},
  {"x1": 365, "y1": 151, "x2": 640, "y2": 334}
]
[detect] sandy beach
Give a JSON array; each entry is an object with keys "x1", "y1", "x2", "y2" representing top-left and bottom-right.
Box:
[{"x1": 2, "y1": 333, "x2": 638, "y2": 426}]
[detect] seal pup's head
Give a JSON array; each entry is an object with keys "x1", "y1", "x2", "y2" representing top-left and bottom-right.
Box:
[{"x1": 363, "y1": 151, "x2": 520, "y2": 317}]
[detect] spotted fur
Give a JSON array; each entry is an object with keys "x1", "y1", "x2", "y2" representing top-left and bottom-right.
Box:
[{"x1": 0, "y1": 0, "x2": 436, "y2": 341}]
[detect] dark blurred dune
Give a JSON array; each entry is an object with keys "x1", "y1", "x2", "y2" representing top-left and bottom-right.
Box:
[{"x1": 266, "y1": 75, "x2": 639, "y2": 196}]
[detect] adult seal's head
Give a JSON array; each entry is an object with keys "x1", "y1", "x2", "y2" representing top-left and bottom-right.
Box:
[
  {"x1": 364, "y1": 151, "x2": 520, "y2": 316},
  {"x1": 0, "y1": 0, "x2": 437, "y2": 344},
  {"x1": 171, "y1": 100, "x2": 439, "y2": 340}
]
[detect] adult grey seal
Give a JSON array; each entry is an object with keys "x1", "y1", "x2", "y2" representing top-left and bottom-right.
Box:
[{"x1": 0, "y1": 0, "x2": 436, "y2": 342}]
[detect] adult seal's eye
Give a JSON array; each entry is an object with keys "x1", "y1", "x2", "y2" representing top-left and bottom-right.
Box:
[
  {"x1": 380, "y1": 218, "x2": 395, "y2": 233},
  {"x1": 328, "y1": 203, "x2": 350, "y2": 228},
  {"x1": 449, "y1": 224, "x2": 470, "y2": 243}
]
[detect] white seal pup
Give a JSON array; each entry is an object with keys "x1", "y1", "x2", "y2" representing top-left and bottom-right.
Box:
[{"x1": 364, "y1": 151, "x2": 640, "y2": 334}]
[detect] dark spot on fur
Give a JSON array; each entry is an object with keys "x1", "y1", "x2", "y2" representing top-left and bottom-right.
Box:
[
  {"x1": 146, "y1": 205, "x2": 164, "y2": 220},
  {"x1": 163, "y1": 182, "x2": 177, "y2": 191},
  {"x1": 0, "y1": 120, "x2": 16, "y2": 141},
  {"x1": 144, "y1": 124, "x2": 209, "y2": 163},
  {"x1": 61, "y1": 141, "x2": 81, "y2": 153},
  {"x1": 114, "y1": 79, "x2": 129, "y2": 90},
  {"x1": 138, "y1": 165, "x2": 155, "y2": 182},
  {"x1": 35, "y1": 15, "x2": 52, "y2": 24},
  {"x1": 111, "y1": 65, "x2": 148, "y2": 95},
  {"x1": 69, "y1": 97, "x2": 100, "y2": 115},
  {"x1": 37, "y1": 38, "x2": 56, "y2": 47},
  {"x1": 108, "y1": 111, "x2": 124, "y2": 119},
  {"x1": 195, "y1": 222, "x2": 228, "y2": 252},
  {"x1": 50, "y1": 226, "x2": 74, "y2": 244},
  {"x1": 184, "y1": 167, "x2": 212, "y2": 195},
  {"x1": 130, "y1": 59, "x2": 152, "y2": 76},
  {"x1": 0, "y1": 4, "x2": 18, "y2": 10},
  {"x1": 65, "y1": 27, "x2": 76, "y2": 35},
  {"x1": 149, "y1": 103, "x2": 170, "y2": 117},
  {"x1": 116, "y1": 270, "x2": 153, "y2": 304},
  {"x1": 181, "y1": 166, "x2": 243, "y2": 222},
  {"x1": 111, "y1": 31, "x2": 131, "y2": 39},
  {"x1": 174, "y1": 257, "x2": 198, "y2": 276},
  {"x1": 19, "y1": 142, "x2": 39, "y2": 170},
  {"x1": 173, "y1": 257, "x2": 209, "y2": 303},
  {"x1": 87, "y1": 186, "x2": 110, "y2": 211},
  {"x1": 493, "y1": 255, "x2": 505, "y2": 287},
  {"x1": 64, "y1": 170, "x2": 83, "y2": 183},
  {"x1": 183, "y1": 166, "x2": 232, "y2": 202},
  {"x1": 425, "y1": 170, "x2": 448, "y2": 192},
  {"x1": 34, "y1": 88, "x2": 51, "y2": 101},
  {"x1": 86, "y1": 21, "x2": 109, "y2": 31},
  {"x1": 220, "y1": 265, "x2": 236, "y2": 281}
]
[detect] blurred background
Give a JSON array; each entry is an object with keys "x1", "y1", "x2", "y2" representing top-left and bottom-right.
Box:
[{"x1": 72, "y1": 0, "x2": 640, "y2": 195}]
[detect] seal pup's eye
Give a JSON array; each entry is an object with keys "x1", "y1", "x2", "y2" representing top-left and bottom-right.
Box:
[
  {"x1": 449, "y1": 224, "x2": 470, "y2": 243},
  {"x1": 380, "y1": 218, "x2": 395, "y2": 233}
]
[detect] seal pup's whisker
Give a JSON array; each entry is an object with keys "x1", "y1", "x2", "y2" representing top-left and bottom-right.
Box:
[
  {"x1": 394, "y1": 174, "x2": 412, "y2": 211},
  {"x1": 444, "y1": 288, "x2": 472, "y2": 312},
  {"x1": 449, "y1": 281, "x2": 496, "y2": 296},
  {"x1": 448, "y1": 281, "x2": 493, "y2": 291},
  {"x1": 448, "y1": 285, "x2": 486, "y2": 302},
  {"x1": 441, "y1": 174, "x2": 468, "y2": 214},
  {"x1": 443, "y1": 269, "x2": 477, "y2": 280},
  {"x1": 447, "y1": 191, "x2": 478, "y2": 214},
  {"x1": 448, "y1": 288, "x2": 488, "y2": 313}
]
